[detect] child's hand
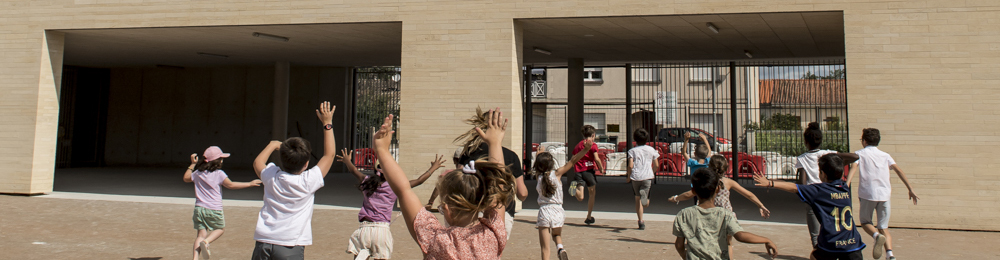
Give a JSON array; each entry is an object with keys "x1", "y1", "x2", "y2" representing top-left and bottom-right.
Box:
[
  {"x1": 698, "y1": 133, "x2": 707, "y2": 140},
  {"x1": 474, "y1": 108, "x2": 508, "y2": 146},
  {"x1": 582, "y1": 140, "x2": 595, "y2": 152},
  {"x1": 373, "y1": 115, "x2": 395, "y2": 151},
  {"x1": 268, "y1": 140, "x2": 282, "y2": 151},
  {"x1": 315, "y1": 101, "x2": 335, "y2": 125},
  {"x1": 909, "y1": 191, "x2": 919, "y2": 205},
  {"x1": 753, "y1": 172, "x2": 770, "y2": 187},
  {"x1": 760, "y1": 207, "x2": 771, "y2": 219},
  {"x1": 336, "y1": 148, "x2": 353, "y2": 163},
  {"x1": 764, "y1": 241, "x2": 778, "y2": 258},
  {"x1": 190, "y1": 153, "x2": 199, "y2": 164},
  {"x1": 683, "y1": 132, "x2": 691, "y2": 139},
  {"x1": 250, "y1": 179, "x2": 263, "y2": 187},
  {"x1": 430, "y1": 154, "x2": 446, "y2": 169}
]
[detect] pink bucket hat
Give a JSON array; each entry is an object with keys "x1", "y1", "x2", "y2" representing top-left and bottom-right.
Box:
[{"x1": 203, "y1": 146, "x2": 230, "y2": 162}]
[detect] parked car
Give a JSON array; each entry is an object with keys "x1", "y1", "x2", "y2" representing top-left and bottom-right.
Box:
[{"x1": 656, "y1": 128, "x2": 730, "y2": 151}]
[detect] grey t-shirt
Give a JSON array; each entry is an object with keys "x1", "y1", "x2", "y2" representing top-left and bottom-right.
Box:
[{"x1": 672, "y1": 206, "x2": 743, "y2": 260}]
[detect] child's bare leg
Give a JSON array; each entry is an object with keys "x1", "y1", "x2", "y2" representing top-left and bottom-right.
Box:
[
  {"x1": 538, "y1": 227, "x2": 552, "y2": 260},
  {"x1": 586, "y1": 186, "x2": 596, "y2": 219},
  {"x1": 727, "y1": 235, "x2": 734, "y2": 260},
  {"x1": 552, "y1": 227, "x2": 563, "y2": 245},
  {"x1": 880, "y1": 228, "x2": 893, "y2": 252},
  {"x1": 192, "y1": 229, "x2": 207, "y2": 260},
  {"x1": 634, "y1": 196, "x2": 643, "y2": 222},
  {"x1": 204, "y1": 228, "x2": 225, "y2": 244},
  {"x1": 862, "y1": 223, "x2": 878, "y2": 237}
]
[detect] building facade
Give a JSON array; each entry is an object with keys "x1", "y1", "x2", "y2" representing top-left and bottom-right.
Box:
[{"x1": 2, "y1": 0, "x2": 999, "y2": 231}]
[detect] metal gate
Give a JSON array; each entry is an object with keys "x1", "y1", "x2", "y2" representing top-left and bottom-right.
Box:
[
  {"x1": 526, "y1": 59, "x2": 847, "y2": 184},
  {"x1": 352, "y1": 67, "x2": 401, "y2": 169}
]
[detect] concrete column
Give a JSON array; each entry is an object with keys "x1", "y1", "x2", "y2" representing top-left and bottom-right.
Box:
[
  {"x1": 273, "y1": 62, "x2": 290, "y2": 140},
  {"x1": 567, "y1": 58, "x2": 584, "y2": 151},
  {"x1": 8, "y1": 31, "x2": 65, "y2": 194}
]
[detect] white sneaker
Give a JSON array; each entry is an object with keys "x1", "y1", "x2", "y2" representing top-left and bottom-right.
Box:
[
  {"x1": 199, "y1": 241, "x2": 210, "y2": 260},
  {"x1": 873, "y1": 234, "x2": 886, "y2": 259},
  {"x1": 355, "y1": 249, "x2": 371, "y2": 260},
  {"x1": 568, "y1": 181, "x2": 578, "y2": 197}
]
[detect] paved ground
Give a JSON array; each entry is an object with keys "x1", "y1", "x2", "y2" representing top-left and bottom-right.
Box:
[{"x1": 2, "y1": 193, "x2": 998, "y2": 260}]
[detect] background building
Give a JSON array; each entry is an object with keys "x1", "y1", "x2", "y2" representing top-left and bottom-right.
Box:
[{"x1": 2, "y1": 0, "x2": 999, "y2": 231}]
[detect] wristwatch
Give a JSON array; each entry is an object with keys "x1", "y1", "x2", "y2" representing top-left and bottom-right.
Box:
[{"x1": 323, "y1": 124, "x2": 333, "y2": 130}]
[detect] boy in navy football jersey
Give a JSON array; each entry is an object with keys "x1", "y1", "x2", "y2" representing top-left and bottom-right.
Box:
[{"x1": 754, "y1": 153, "x2": 880, "y2": 260}]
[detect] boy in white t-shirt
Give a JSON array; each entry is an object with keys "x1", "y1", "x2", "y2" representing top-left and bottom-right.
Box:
[
  {"x1": 795, "y1": 122, "x2": 858, "y2": 248},
  {"x1": 846, "y1": 128, "x2": 919, "y2": 260},
  {"x1": 626, "y1": 128, "x2": 659, "y2": 230},
  {"x1": 250, "y1": 101, "x2": 337, "y2": 260}
]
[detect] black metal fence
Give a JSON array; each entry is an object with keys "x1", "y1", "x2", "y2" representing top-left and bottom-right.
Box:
[
  {"x1": 352, "y1": 67, "x2": 401, "y2": 169},
  {"x1": 526, "y1": 60, "x2": 847, "y2": 184}
]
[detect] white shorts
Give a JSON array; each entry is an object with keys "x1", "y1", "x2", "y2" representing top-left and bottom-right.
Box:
[
  {"x1": 859, "y1": 199, "x2": 891, "y2": 229},
  {"x1": 536, "y1": 204, "x2": 565, "y2": 228},
  {"x1": 347, "y1": 222, "x2": 393, "y2": 259}
]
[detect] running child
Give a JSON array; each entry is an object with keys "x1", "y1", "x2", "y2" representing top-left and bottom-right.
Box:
[
  {"x1": 339, "y1": 148, "x2": 447, "y2": 260},
  {"x1": 250, "y1": 101, "x2": 336, "y2": 260},
  {"x1": 531, "y1": 139, "x2": 595, "y2": 260},
  {"x1": 845, "y1": 128, "x2": 919, "y2": 260},
  {"x1": 625, "y1": 128, "x2": 659, "y2": 230},
  {"x1": 183, "y1": 146, "x2": 262, "y2": 260},
  {"x1": 682, "y1": 132, "x2": 712, "y2": 174},
  {"x1": 668, "y1": 154, "x2": 771, "y2": 259},
  {"x1": 754, "y1": 153, "x2": 872, "y2": 260},
  {"x1": 673, "y1": 168, "x2": 777, "y2": 260},
  {"x1": 568, "y1": 125, "x2": 604, "y2": 225},
  {"x1": 373, "y1": 109, "x2": 515, "y2": 259},
  {"x1": 796, "y1": 122, "x2": 859, "y2": 248}
]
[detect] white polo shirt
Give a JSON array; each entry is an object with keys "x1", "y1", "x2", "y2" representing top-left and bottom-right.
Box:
[
  {"x1": 254, "y1": 163, "x2": 325, "y2": 246},
  {"x1": 855, "y1": 146, "x2": 896, "y2": 201}
]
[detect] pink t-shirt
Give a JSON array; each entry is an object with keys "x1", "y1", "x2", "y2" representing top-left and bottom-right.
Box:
[
  {"x1": 413, "y1": 207, "x2": 506, "y2": 260},
  {"x1": 573, "y1": 141, "x2": 599, "y2": 173},
  {"x1": 193, "y1": 170, "x2": 228, "y2": 210}
]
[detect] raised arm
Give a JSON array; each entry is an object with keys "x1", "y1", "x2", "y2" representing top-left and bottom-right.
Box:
[
  {"x1": 315, "y1": 101, "x2": 337, "y2": 177},
  {"x1": 254, "y1": 141, "x2": 282, "y2": 178},
  {"x1": 336, "y1": 148, "x2": 366, "y2": 182},
  {"x1": 372, "y1": 114, "x2": 422, "y2": 242},
  {"x1": 556, "y1": 139, "x2": 593, "y2": 177},
  {"x1": 474, "y1": 109, "x2": 509, "y2": 215},
  {"x1": 726, "y1": 178, "x2": 770, "y2": 218},
  {"x1": 753, "y1": 173, "x2": 799, "y2": 194},
  {"x1": 891, "y1": 164, "x2": 919, "y2": 204},
  {"x1": 733, "y1": 231, "x2": 778, "y2": 258},
  {"x1": 183, "y1": 153, "x2": 197, "y2": 183},
  {"x1": 698, "y1": 133, "x2": 712, "y2": 157},
  {"x1": 681, "y1": 132, "x2": 691, "y2": 161},
  {"x1": 222, "y1": 178, "x2": 263, "y2": 189},
  {"x1": 409, "y1": 154, "x2": 446, "y2": 188}
]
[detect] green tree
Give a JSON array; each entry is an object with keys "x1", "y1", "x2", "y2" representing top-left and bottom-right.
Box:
[{"x1": 801, "y1": 69, "x2": 845, "y2": 79}]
